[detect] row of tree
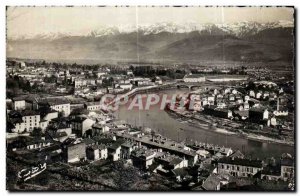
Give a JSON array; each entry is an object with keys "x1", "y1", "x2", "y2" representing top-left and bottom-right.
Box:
[{"x1": 129, "y1": 65, "x2": 186, "y2": 79}]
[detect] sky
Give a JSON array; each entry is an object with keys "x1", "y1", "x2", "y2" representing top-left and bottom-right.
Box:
[{"x1": 7, "y1": 6, "x2": 294, "y2": 38}]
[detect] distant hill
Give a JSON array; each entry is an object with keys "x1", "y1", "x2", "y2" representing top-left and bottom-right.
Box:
[{"x1": 7, "y1": 22, "x2": 294, "y2": 64}]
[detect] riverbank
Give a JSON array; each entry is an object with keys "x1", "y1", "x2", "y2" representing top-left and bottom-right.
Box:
[
  {"x1": 241, "y1": 133, "x2": 294, "y2": 146},
  {"x1": 165, "y1": 108, "x2": 238, "y2": 136},
  {"x1": 165, "y1": 107, "x2": 294, "y2": 147}
]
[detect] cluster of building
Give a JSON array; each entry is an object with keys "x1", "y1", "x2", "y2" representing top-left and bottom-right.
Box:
[
  {"x1": 175, "y1": 83, "x2": 292, "y2": 131},
  {"x1": 202, "y1": 152, "x2": 294, "y2": 191},
  {"x1": 7, "y1": 60, "x2": 163, "y2": 99},
  {"x1": 6, "y1": 91, "x2": 294, "y2": 189},
  {"x1": 6, "y1": 60, "x2": 294, "y2": 190}
]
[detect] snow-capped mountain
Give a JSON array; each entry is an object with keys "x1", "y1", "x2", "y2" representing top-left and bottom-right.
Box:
[
  {"x1": 7, "y1": 20, "x2": 293, "y2": 63},
  {"x1": 9, "y1": 20, "x2": 293, "y2": 41},
  {"x1": 218, "y1": 20, "x2": 294, "y2": 37},
  {"x1": 10, "y1": 32, "x2": 76, "y2": 41},
  {"x1": 89, "y1": 26, "x2": 120, "y2": 37},
  {"x1": 144, "y1": 20, "x2": 294, "y2": 36}
]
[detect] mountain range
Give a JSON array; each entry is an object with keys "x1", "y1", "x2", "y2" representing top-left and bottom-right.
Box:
[{"x1": 7, "y1": 21, "x2": 294, "y2": 64}]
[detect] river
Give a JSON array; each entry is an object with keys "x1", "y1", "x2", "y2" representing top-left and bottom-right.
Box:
[{"x1": 114, "y1": 89, "x2": 294, "y2": 159}]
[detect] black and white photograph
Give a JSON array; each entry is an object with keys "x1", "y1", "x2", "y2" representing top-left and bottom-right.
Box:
[{"x1": 5, "y1": 6, "x2": 295, "y2": 191}]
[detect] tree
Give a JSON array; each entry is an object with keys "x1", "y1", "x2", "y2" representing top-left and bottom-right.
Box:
[
  {"x1": 31, "y1": 127, "x2": 43, "y2": 137},
  {"x1": 44, "y1": 75, "x2": 57, "y2": 83},
  {"x1": 31, "y1": 82, "x2": 39, "y2": 92},
  {"x1": 111, "y1": 162, "x2": 140, "y2": 190},
  {"x1": 7, "y1": 77, "x2": 18, "y2": 88},
  {"x1": 246, "y1": 81, "x2": 256, "y2": 91},
  {"x1": 58, "y1": 111, "x2": 65, "y2": 118},
  {"x1": 102, "y1": 77, "x2": 114, "y2": 88}
]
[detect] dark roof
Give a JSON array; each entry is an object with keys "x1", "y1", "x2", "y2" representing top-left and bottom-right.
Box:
[
  {"x1": 121, "y1": 142, "x2": 134, "y2": 148},
  {"x1": 39, "y1": 97, "x2": 70, "y2": 106},
  {"x1": 87, "y1": 144, "x2": 100, "y2": 151},
  {"x1": 92, "y1": 123, "x2": 103, "y2": 129},
  {"x1": 53, "y1": 131, "x2": 68, "y2": 138},
  {"x1": 108, "y1": 143, "x2": 121, "y2": 150},
  {"x1": 156, "y1": 155, "x2": 184, "y2": 167},
  {"x1": 20, "y1": 110, "x2": 40, "y2": 116},
  {"x1": 12, "y1": 97, "x2": 26, "y2": 101},
  {"x1": 98, "y1": 144, "x2": 107, "y2": 150},
  {"x1": 202, "y1": 174, "x2": 222, "y2": 190},
  {"x1": 66, "y1": 97, "x2": 86, "y2": 104},
  {"x1": 41, "y1": 143, "x2": 61, "y2": 153},
  {"x1": 249, "y1": 107, "x2": 267, "y2": 113},
  {"x1": 24, "y1": 94, "x2": 40, "y2": 103},
  {"x1": 39, "y1": 107, "x2": 58, "y2": 118},
  {"x1": 49, "y1": 118, "x2": 70, "y2": 129},
  {"x1": 62, "y1": 138, "x2": 76, "y2": 146},
  {"x1": 62, "y1": 138, "x2": 85, "y2": 148},
  {"x1": 229, "y1": 150, "x2": 245, "y2": 159},
  {"x1": 131, "y1": 148, "x2": 156, "y2": 159},
  {"x1": 87, "y1": 144, "x2": 107, "y2": 150},
  {"x1": 148, "y1": 162, "x2": 160, "y2": 172},
  {"x1": 48, "y1": 98, "x2": 70, "y2": 105},
  {"x1": 172, "y1": 168, "x2": 188, "y2": 177},
  {"x1": 170, "y1": 157, "x2": 183, "y2": 166},
  {"x1": 57, "y1": 122, "x2": 70, "y2": 129},
  {"x1": 218, "y1": 157, "x2": 262, "y2": 168},
  {"x1": 131, "y1": 148, "x2": 147, "y2": 158},
  {"x1": 51, "y1": 117, "x2": 69, "y2": 123},
  {"x1": 94, "y1": 137, "x2": 114, "y2": 145}
]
